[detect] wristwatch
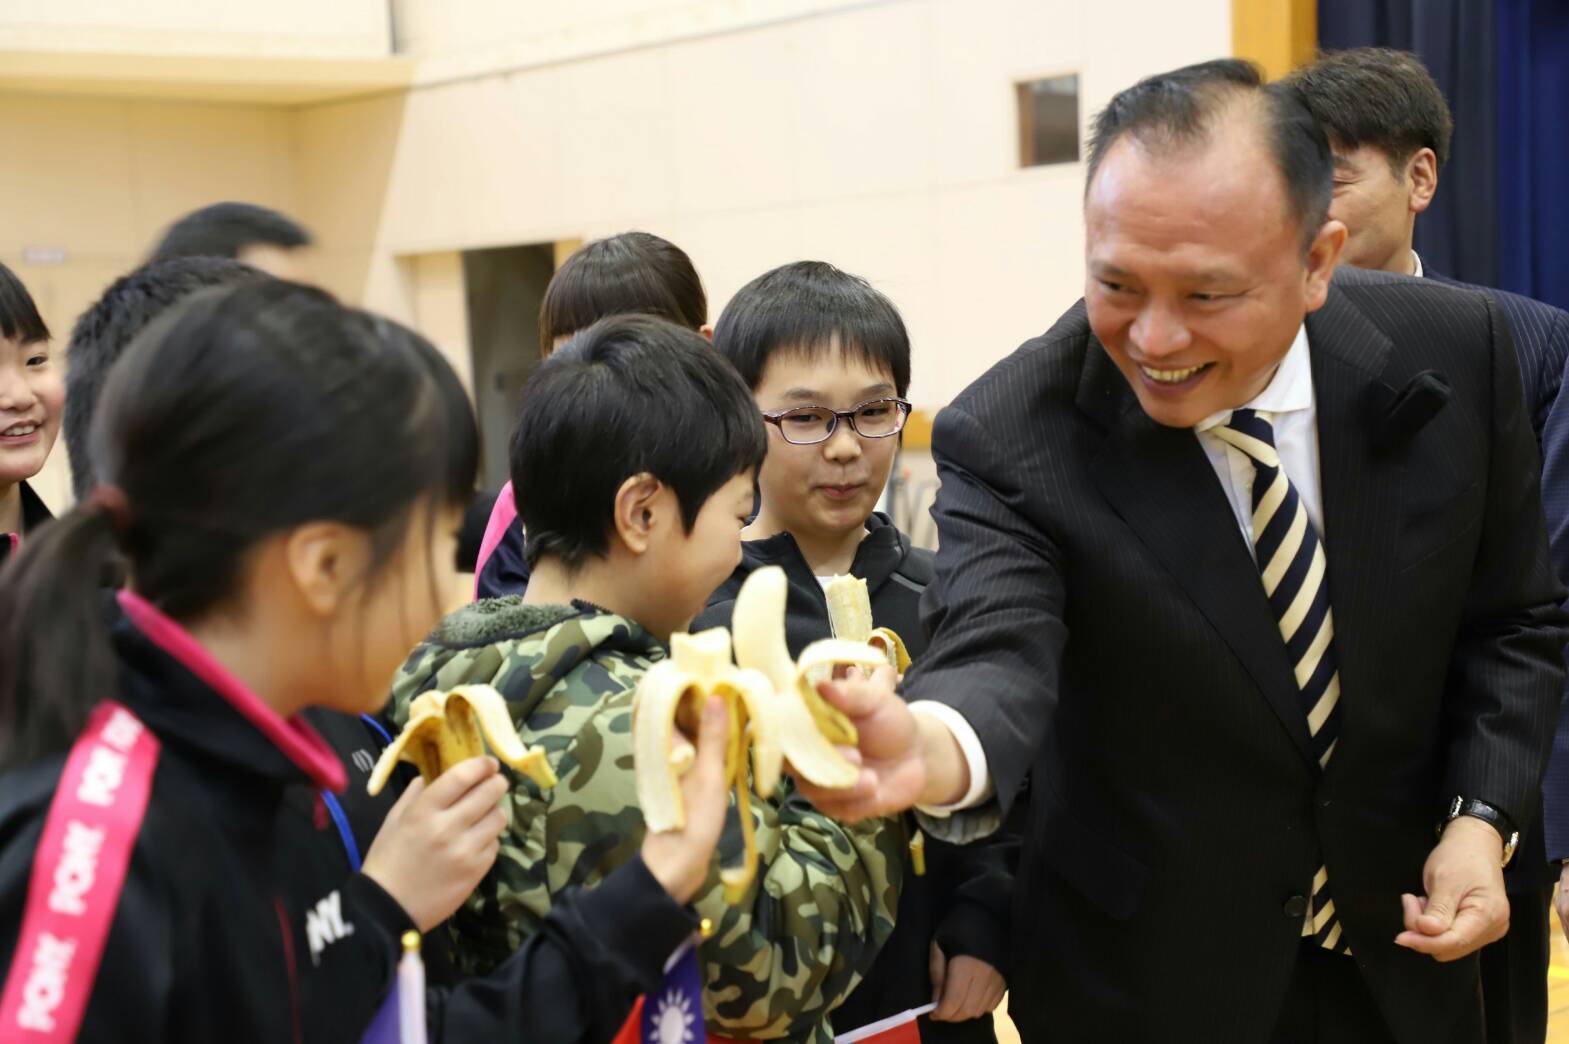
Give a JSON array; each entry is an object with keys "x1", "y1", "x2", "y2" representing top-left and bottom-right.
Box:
[{"x1": 1438, "y1": 796, "x2": 1519, "y2": 868}]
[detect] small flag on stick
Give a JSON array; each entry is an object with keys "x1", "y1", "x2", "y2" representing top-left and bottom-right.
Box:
[
  {"x1": 833, "y1": 1002, "x2": 935, "y2": 1043},
  {"x1": 361, "y1": 931, "x2": 427, "y2": 1044},
  {"x1": 613, "y1": 936, "x2": 708, "y2": 1044}
]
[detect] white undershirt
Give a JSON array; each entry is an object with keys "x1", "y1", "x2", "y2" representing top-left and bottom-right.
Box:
[{"x1": 914, "y1": 324, "x2": 1323, "y2": 815}]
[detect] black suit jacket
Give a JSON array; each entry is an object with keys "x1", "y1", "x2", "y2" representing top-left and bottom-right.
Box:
[
  {"x1": 906, "y1": 268, "x2": 1568, "y2": 1042},
  {"x1": 1432, "y1": 271, "x2": 1569, "y2": 876}
]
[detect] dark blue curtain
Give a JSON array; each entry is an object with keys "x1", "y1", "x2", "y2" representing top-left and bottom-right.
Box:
[
  {"x1": 1496, "y1": 0, "x2": 1569, "y2": 307},
  {"x1": 1318, "y1": 0, "x2": 1568, "y2": 307}
]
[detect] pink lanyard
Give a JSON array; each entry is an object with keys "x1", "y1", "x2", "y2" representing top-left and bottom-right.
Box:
[{"x1": 0, "y1": 700, "x2": 161, "y2": 1040}]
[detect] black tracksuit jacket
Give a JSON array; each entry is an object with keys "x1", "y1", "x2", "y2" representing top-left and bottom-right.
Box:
[{"x1": 0, "y1": 598, "x2": 700, "y2": 1042}]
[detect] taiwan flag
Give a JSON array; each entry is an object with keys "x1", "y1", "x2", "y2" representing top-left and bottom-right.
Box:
[
  {"x1": 613, "y1": 938, "x2": 707, "y2": 1044},
  {"x1": 361, "y1": 931, "x2": 427, "y2": 1044}
]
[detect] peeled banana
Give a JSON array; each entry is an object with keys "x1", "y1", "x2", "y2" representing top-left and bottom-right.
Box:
[
  {"x1": 822, "y1": 573, "x2": 912, "y2": 673},
  {"x1": 367, "y1": 684, "x2": 557, "y2": 796},
  {"x1": 632, "y1": 628, "x2": 777, "y2": 900},
  {"x1": 634, "y1": 567, "x2": 890, "y2": 901},
  {"x1": 731, "y1": 567, "x2": 888, "y2": 778}
]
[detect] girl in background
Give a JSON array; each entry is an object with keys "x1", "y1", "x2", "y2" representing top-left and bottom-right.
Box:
[{"x1": 0, "y1": 262, "x2": 60, "y2": 568}]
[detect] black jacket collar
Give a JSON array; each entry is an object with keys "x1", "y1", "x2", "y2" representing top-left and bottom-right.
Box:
[
  {"x1": 738, "y1": 511, "x2": 921, "y2": 594},
  {"x1": 0, "y1": 481, "x2": 52, "y2": 565},
  {"x1": 17, "y1": 481, "x2": 50, "y2": 533},
  {"x1": 112, "y1": 597, "x2": 345, "y2": 792}
]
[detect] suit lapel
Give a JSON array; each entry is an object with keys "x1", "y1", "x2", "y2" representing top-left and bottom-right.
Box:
[
  {"x1": 1081, "y1": 343, "x2": 1318, "y2": 769},
  {"x1": 1305, "y1": 290, "x2": 1402, "y2": 767}
]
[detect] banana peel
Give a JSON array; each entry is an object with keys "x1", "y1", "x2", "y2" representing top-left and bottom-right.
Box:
[
  {"x1": 632, "y1": 629, "x2": 777, "y2": 901},
  {"x1": 367, "y1": 684, "x2": 557, "y2": 796},
  {"x1": 634, "y1": 565, "x2": 888, "y2": 902},
  {"x1": 822, "y1": 573, "x2": 912, "y2": 673}
]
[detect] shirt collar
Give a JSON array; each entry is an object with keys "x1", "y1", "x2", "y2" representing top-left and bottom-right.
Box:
[
  {"x1": 1194, "y1": 323, "x2": 1313, "y2": 432},
  {"x1": 1411, "y1": 250, "x2": 1424, "y2": 278}
]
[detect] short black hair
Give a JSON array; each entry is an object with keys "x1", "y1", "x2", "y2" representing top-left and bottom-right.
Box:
[
  {"x1": 1, "y1": 279, "x2": 478, "y2": 766},
  {"x1": 1086, "y1": 58, "x2": 1333, "y2": 250},
  {"x1": 538, "y1": 232, "x2": 706, "y2": 354},
  {"x1": 512, "y1": 314, "x2": 765, "y2": 571},
  {"x1": 64, "y1": 256, "x2": 266, "y2": 498},
  {"x1": 1282, "y1": 48, "x2": 1453, "y2": 173},
  {"x1": 149, "y1": 202, "x2": 313, "y2": 263},
  {"x1": 712, "y1": 261, "x2": 911, "y2": 396},
  {"x1": 0, "y1": 263, "x2": 48, "y2": 346}
]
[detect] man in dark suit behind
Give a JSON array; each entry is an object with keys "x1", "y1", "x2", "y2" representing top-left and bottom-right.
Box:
[
  {"x1": 1286, "y1": 48, "x2": 1569, "y2": 1043},
  {"x1": 797, "y1": 60, "x2": 1569, "y2": 1042}
]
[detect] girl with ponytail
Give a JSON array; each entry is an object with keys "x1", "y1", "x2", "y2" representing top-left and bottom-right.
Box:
[{"x1": 0, "y1": 280, "x2": 733, "y2": 1044}]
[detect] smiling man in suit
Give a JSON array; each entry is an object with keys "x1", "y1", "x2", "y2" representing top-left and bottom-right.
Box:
[
  {"x1": 796, "y1": 59, "x2": 1569, "y2": 1042},
  {"x1": 1284, "y1": 48, "x2": 1569, "y2": 1044}
]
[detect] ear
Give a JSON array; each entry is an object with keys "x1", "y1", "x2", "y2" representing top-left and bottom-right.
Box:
[
  {"x1": 282, "y1": 521, "x2": 374, "y2": 618},
  {"x1": 1303, "y1": 218, "x2": 1349, "y2": 312},
  {"x1": 700, "y1": 324, "x2": 714, "y2": 342},
  {"x1": 1405, "y1": 147, "x2": 1439, "y2": 215},
  {"x1": 611, "y1": 473, "x2": 666, "y2": 556}
]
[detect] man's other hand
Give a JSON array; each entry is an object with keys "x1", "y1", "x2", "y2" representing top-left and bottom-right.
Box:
[{"x1": 1394, "y1": 816, "x2": 1509, "y2": 961}]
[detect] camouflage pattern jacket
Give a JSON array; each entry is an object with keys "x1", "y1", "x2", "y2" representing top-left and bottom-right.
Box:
[{"x1": 388, "y1": 599, "x2": 908, "y2": 1043}]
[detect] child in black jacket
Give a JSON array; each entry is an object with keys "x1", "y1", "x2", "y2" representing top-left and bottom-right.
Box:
[{"x1": 695, "y1": 261, "x2": 1018, "y2": 1042}]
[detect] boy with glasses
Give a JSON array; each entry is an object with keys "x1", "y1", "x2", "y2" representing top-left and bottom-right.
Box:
[{"x1": 697, "y1": 261, "x2": 1015, "y2": 1042}]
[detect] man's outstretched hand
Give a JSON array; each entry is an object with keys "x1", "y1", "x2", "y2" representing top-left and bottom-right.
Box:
[{"x1": 793, "y1": 665, "x2": 968, "y2": 821}]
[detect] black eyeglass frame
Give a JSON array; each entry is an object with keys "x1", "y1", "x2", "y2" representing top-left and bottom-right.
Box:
[{"x1": 759, "y1": 397, "x2": 913, "y2": 446}]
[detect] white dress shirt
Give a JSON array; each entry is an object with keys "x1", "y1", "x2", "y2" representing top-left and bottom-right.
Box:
[{"x1": 914, "y1": 325, "x2": 1323, "y2": 817}]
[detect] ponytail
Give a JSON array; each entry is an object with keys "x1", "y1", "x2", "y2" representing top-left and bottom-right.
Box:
[
  {"x1": 0, "y1": 279, "x2": 477, "y2": 771},
  {"x1": 0, "y1": 501, "x2": 123, "y2": 769}
]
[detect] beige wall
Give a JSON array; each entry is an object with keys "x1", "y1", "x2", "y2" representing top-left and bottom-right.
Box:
[
  {"x1": 298, "y1": 0, "x2": 1229, "y2": 408},
  {"x1": 7, "y1": 0, "x2": 1230, "y2": 513},
  {"x1": 0, "y1": 0, "x2": 389, "y2": 58},
  {"x1": 394, "y1": 0, "x2": 878, "y2": 81},
  {"x1": 0, "y1": 93, "x2": 300, "y2": 510}
]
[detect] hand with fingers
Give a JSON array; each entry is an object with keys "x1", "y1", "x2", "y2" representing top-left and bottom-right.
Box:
[
  {"x1": 928, "y1": 942, "x2": 1007, "y2": 1023},
  {"x1": 789, "y1": 665, "x2": 933, "y2": 822},
  {"x1": 1394, "y1": 816, "x2": 1510, "y2": 961},
  {"x1": 361, "y1": 755, "x2": 512, "y2": 932},
  {"x1": 641, "y1": 696, "x2": 734, "y2": 905}
]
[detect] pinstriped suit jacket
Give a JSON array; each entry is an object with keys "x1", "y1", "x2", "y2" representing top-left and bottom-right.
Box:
[
  {"x1": 907, "y1": 266, "x2": 1568, "y2": 1042},
  {"x1": 1431, "y1": 272, "x2": 1569, "y2": 880}
]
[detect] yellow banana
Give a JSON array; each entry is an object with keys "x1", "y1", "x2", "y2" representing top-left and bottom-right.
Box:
[
  {"x1": 823, "y1": 573, "x2": 912, "y2": 673},
  {"x1": 867, "y1": 629, "x2": 911, "y2": 674},
  {"x1": 366, "y1": 684, "x2": 557, "y2": 796},
  {"x1": 632, "y1": 628, "x2": 777, "y2": 901},
  {"x1": 633, "y1": 566, "x2": 890, "y2": 902},
  {"x1": 824, "y1": 574, "x2": 874, "y2": 641},
  {"x1": 732, "y1": 567, "x2": 887, "y2": 784}
]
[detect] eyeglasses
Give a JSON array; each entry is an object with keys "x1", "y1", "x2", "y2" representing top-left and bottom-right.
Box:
[{"x1": 760, "y1": 397, "x2": 912, "y2": 446}]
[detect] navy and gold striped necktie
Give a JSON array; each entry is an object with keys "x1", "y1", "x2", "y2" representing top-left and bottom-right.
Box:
[{"x1": 1211, "y1": 408, "x2": 1350, "y2": 955}]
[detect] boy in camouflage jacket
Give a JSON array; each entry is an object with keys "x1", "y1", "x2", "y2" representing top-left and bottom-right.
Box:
[{"x1": 389, "y1": 317, "x2": 907, "y2": 1042}]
